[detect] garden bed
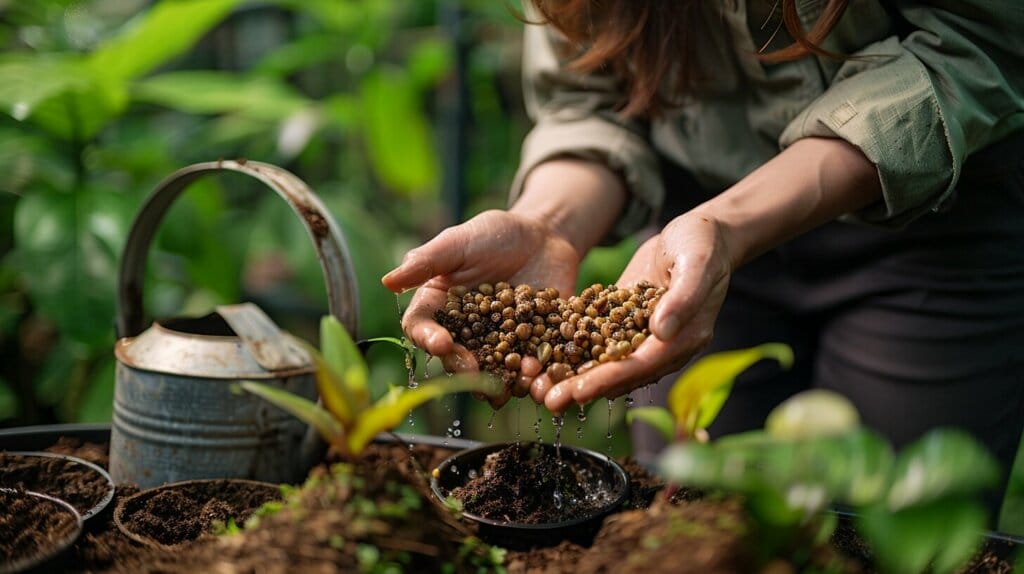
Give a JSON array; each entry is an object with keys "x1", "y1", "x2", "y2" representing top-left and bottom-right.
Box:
[{"x1": 0, "y1": 427, "x2": 1017, "y2": 573}]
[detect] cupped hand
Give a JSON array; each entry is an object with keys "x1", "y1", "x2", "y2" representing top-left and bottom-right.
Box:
[
  {"x1": 539, "y1": 212, "x2": 734, "y2": 413},
  {"x1": 381, "y1": 209, "x2": 580, "y2": 408}
]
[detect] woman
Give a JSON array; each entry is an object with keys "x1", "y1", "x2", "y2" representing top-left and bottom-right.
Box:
[{"x1": 383, "y1": 0, "x2": 1024, "y2": 504}]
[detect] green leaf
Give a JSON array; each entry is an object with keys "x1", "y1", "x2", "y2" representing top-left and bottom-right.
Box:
[
  {"x1": 347, "y1": 376, "x2": 500, "y2": 455},
  {"x1": 858, "y1": 498, "x2": 987, "y2": 574},
  {"x1": 89, "y1": 0, "x2": 241, "y2": 82},
  {"x1": 0, "y1": 377, "x2": 19, "y2": 421},
  {"x1": 0, "y1": 56, "x2": 84, "y2": 122},
  {"x1": 407, "y1": 37, "x2": 453, "y2": 88},
  {"x1": 625, "y1": 407, "x2": 675, "y2": 442},
  {"x1": 320, "y1": 316, "x2": 370, "y2": 411},
  {"x1": 359, "y1": 67, "x2": 439, "y2": 197},
  {"x1": 668, "y1": 343, "x2": 793, "y2": 435},
  {"x1": 239, "y1": 381, "x2": 345, "y2": 446},
  {"x1": 133, "y1": 71, "x2": 310, "y2": 121},
  {"x1": 886, "y1": 429, "x2": 1000, "y2": 512},
  {"x1": 765, "y1": 389, "x2": 860, "y2": 440}
]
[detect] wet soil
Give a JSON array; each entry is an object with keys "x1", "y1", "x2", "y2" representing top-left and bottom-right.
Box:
[
  {"x1": 448, "y1": 443, "x2": 619, "y2": 524},
  {"x1": 118, "y1": 480, "x2": 280, "y2": 547},
  {"x1": 5, "y1": 438, "x2": 1017, "y2": 574},
  {"x1": 0, "y1": 490, "x2": 79, "y2": 567},
  {"x1": 0, "y1": 451, "x2": 111, "y2": 516}
]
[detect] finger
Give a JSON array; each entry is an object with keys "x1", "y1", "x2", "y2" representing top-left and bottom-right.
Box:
[
  {"x1": 512, "y1": 375, "x2": 531, "y2": 398},
  {"x1": 381, "y1": 228, "x2": 469, "y2": 293},
  {"x1": 513, "y1": 356, "x2": 541, "y2": 398},
  {"x1": 441, "y1": 344, "x2": 479, "y2": 374},
  {"x1": 617, "y1": 235, "x2": 663, "y2": 288},
  {"x1": 484, "y1": 385, "x2": 513, "y2": 410},
  {"x1": 529, "y1": 373, "x2": 555, "y2": 404},
  {"x1": 403, "y1": 285, "x2": 455, "y2": 356},
  {"x1": 650, "y1": 242, "x2": 716, "y2": 342}
]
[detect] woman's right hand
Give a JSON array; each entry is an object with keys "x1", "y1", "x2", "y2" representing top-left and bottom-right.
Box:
[{"x1": 381, "y1": 209, "x2": 581, "y2": 407}]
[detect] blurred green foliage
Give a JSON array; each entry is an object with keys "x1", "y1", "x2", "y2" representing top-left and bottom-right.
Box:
[{"x1": 0, "y1": 0, "x2": 539, "y2": 426}]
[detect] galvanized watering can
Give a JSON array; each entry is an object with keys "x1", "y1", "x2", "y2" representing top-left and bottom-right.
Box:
[{"x1": 109, "y1": 160, "x2": 359, "y2": 488}]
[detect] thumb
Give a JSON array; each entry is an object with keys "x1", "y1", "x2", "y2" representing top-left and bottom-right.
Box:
[
  {"x1": 382, "y1": 226, "x2": 468, "y2": 293},
  {"x1": 650, "y1": 251, "x2": 711, "y2": 342}
]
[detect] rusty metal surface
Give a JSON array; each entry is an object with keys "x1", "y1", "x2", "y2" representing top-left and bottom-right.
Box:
[
  {"x1": 216, "y1": 303, "x2": 311, "y2": 372},
  {"x1": 115, "y1": 159, "x2": 359, "y2": 339}
]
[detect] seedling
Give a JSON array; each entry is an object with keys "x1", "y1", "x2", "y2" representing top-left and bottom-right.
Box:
[
  {"x1": 657, "y1": 390, "x2": 1000, "y2": 573},
  {"x1": 241, "y1": 316, "x2": 499, "y2": 458},
  {"x1": 626, "y1": 343, "x2": 794, "y2": 442}
]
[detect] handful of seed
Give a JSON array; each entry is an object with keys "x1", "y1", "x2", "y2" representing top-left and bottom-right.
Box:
[{"x1": 434, "y1": 281, "x2": 663, "y2": 385}]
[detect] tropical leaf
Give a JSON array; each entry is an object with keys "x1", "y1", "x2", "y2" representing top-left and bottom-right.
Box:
[
  {"x1": 668, "y1": 343, "x2": 793, "y2": 435},
  {"x1": 346, "y1": 376, "x2": 499, "y2": 455},
  {"x1": 886, "y1": 429, "x2": 1000, "y2": 512},
  {"x1": 765, "y1": 389, "x2": 860, "y2": 440},
  {"x1": 239, "y1": 381, "x2": 344, "y2": 446},
  {"x1": 320, "y1": 316, "x2": 370, "y2": 410},
  {"x1": 625, "y1": 406, "x2": 675, "y2": 442}
]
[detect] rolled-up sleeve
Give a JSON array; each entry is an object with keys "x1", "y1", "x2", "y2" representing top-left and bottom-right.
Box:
[
  {"x1": 511, "y1": 9, "x2": 663, "y2": 239},
  {"x1": 779, "y1": 0, "x2": 1024, "y2": 227}
]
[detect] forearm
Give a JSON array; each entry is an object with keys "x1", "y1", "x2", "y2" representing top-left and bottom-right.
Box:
[
  {"x1": 511, "y1": 159, "x2": 628, "y2": 258},
  {"x1": 694, "y1": 137, "x2": 883, "y2": 269}
]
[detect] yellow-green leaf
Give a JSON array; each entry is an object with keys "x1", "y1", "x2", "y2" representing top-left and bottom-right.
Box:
[
  {"x1": 669, "y1": 343, "x2": 793, "y2": 435},
  {"x1": 625, "y1": 407, "x2": 675, "y2": 442},
  {"x1": 239, "y1": 381, "x2": 344, "y2": 447},
  {"x1": 310, "y1": 351, "x2": 358, "y2": 426},
  {"x1": 320, "y1": 316, "x2": 370, "y2": 412},
  {"x1": 346, "y1": 376, "x2": 498, "y2": 455}
]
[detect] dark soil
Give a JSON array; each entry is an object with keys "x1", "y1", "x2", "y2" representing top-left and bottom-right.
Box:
[
  {"x1": 0, "y1": 451, "x2": 111, "y2": 516},
  {"x1": 448, "y1": 443, "x2": 619, "y2": 524},
  {"x1": 9, "y1": 438, "x2": 1018, "y2": 574},
  {"x1": 118, "y1": 480, "x2": 281, "y2": 547},
  {"x1": 0, "y1": 490, "x2": 79, "y2": 567}
]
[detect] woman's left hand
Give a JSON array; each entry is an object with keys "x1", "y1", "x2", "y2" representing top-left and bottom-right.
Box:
[{"x1": 536, "y1": 210, "x2": 735, "y2": 413}]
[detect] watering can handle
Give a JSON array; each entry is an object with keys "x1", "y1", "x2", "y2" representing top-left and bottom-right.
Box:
[{"x1": 116, "y1": 160, "x2": 359, "y2": 339}]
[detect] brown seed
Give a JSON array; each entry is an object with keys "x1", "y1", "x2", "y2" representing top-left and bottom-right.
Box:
[
  {"x1": 585, "y1": 306, "x2": 599, "y2": 318},
  {"x1": 631, "y1": 332, "x2": 646, "y2": 349},
  {"x1": 490, "y1": 312, "x2": 502, "y2": 323},
  {"x1": 532, "y1": 315, "x2": 545, "y2": 325},
  {"x1": 545, "y1": 288, "x2": 560, "y2": 300},
  {"x1": 590, "y1": 332, "x2": 604, "y2": 347},
  {"x1": 467, "y1": 313, "x2": 480, "y2": 324},
  {"x1": 573, "y1": 330, "x2": 589, "y2": 346},
  {"x1": 479, "y1": 301, "x2": 491, "y2": 314},
  {"x1": 501, "y1": 318, "x2": 516, "y2": 331},
  {"x1": 485, "y1": 332, "x2": 500, "y2": 346},
  {"x1": 463, "y1": 302, "x2": 478, "y2": 314},
  {"x1": 591, "y1": 344, "x2": 605, "y2": 358},
  {"x1": 608, "y1": 342, "x2": 623, "y2": 359},
  {"x1": 460, "y1": 327, "x2": 473, "y2": 341},
  {"x1": 609, "y1": 307, "x2": 626, "y2": 324},
  {"x1": 450, "y1": 285, "x2": 468, "y2": 298},
  {"x1": 547, "y1": 313, "x2": 561, "y2": 325},
  {"x1": 499, "y1": 289, "x2": 515, "y2": 306},
  {"x1": 471, "y1": 322, "x2": 485, "y2": 336},
  {"x1": 533, "y1": 323, "x2": 546, "y2": 337},
  {"x1": 559, "y1": 322, "x2": 575, "y2": 341},
  {"x1": 479, "y1": 283, "x2": 494, "y2": 296},
  {"x1": 493, "y1": 351, "x2": 504, "y2": 362},
  {"x1": 617, "y1": 340, "x2": 632, "y2": 357},
  {"x1": 601, "y1": 323, "x2": 615, "y2": 339},
  {"x1": 515, "y1": 303, "x2": 533, "y2": 322},
  {"x1": 515, "y1": 323, "x2": 532, "y2": 341},
  {"x1": 547, "y1": 362, "x2": 570, "y2": 383},
  {"x1": 580, "y1": 287, "x2": 595, "y2": 300},
  {"x1": 495, "y1": 341, "x2": 511, "y2": 354},
  {"x1": 571, "y1": 299, "x2": 586, "y2": 314},
  {"x1": 537, "y1": 342, "x2": 553, "y2": 365},
  {"x1": 590, "y1": 283, "x2": 604, "y2": 293},
  {"x1": 445, "y1": 301, "x2": 460, "y2": 312},
  {"x1": 505, "y1": 352, "x2": 522, "y2": 370},
  {"x1": 495, "y1": 281, "x2": 511, "y2": 292},
  {"x1": 553, "y1": 346, "x2": 565, "y2": 362},
  {"x1": 598, "y1": 353, "x2": 611, "y2": 363},
  {"x1": 535, "y1": 299, "x2": 551, "y2": 315},
  {"x1": 565, "y1": 341, "x2": 581, "y2": 358}
]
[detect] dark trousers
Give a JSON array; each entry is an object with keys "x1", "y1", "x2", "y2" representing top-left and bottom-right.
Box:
[{"x1": 631, "y1": 133, "x2": 1024, "y2": 517}]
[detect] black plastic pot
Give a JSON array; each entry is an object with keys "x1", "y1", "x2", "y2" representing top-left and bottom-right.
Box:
[
  {"x1": 0, "y1": 488, "x2": 83, "y2": 574},
  {"x1": 1, "y1": 451, "x2": 115, "y2": 521},
  {"x1": 430, "y1": 442, "x2": 631, "y2": 550},
  {"x1": 113, "y1": 478, "x2": 282, "y2": 550}
]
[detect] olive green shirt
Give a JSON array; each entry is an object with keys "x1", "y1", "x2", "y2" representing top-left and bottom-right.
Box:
[{"x1": 511, "y1": 0, "x2": 1024, "y2": 236}]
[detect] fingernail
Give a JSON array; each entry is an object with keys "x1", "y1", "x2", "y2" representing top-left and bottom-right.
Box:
[{"x1": 657, "y1": 314, "x2": 680, "y2": 339}]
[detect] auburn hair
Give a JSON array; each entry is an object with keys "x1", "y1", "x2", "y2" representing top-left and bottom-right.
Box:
[{"x1": 530, "y1": 0, "x2": 851, "y2": 117}]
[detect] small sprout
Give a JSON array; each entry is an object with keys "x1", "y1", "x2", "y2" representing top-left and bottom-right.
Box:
[
  {"x1": 443, "y1": 495, "x2": 464, "y2": 514},
  {"x1": 212, "y1": 518, "x2": 242, "y2": 536},
  {"x1": 328, "y1": 534, "x2": 345, "y2": 550},
  {"x1": 241, "y1": 316, "x2": 500, "y2": 458}
]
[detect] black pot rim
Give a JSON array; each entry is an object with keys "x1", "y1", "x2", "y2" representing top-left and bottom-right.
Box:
[
  {"x1": 113, "y1": 477, "x2": 282, "y2": 551},
  {"x1": 4, "y1": 450, "x2": 116, "y2": 521},
  {"x1": 430, "y1": 441, "x2": 631, "y2": 531},
  {"x1": 0, "y1": 487, "x2": 83, "y2": 574}
]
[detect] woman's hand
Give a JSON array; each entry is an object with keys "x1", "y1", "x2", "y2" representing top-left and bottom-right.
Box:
[
  {"x1": 538, "y1": 212, "x2": 734, "y2": 412},
  {"x1": 382, "y1": 159, "x2": 628, "y2": 408}
]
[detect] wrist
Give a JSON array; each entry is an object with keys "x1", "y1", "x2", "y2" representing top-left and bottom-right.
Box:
[{"x1": 511, "y1": 158, "x2": 627, "y2": 257}]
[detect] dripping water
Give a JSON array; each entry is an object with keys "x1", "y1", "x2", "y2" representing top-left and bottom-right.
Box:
[
  {"x1": 606, "y1": 398, "x2": 614, "y2": 454},
  {"x1": 396, "y1": 293, "x2": 416, "y2": 450},
  {"x1": 515, "y1": 399, "x2": 522, "y2": 445},
  {"x1": 533, "y1": 404, "x2": 543, "y2": 443},
  {"x1": 576, "y1": 404, "x2": 586, "y2": 440},
  {"x1": 487, "y1": 409, "x2": 496, "y2": 430}
]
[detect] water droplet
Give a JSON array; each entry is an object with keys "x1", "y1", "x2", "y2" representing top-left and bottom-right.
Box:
[
  {"x1": 468, "y1": 469, "x2": 478, "y2": 479},
  {"x1": 625, "y1": 394, "x2": 635, "y2": 407},
  {"x1": 453, "y1": 419, "x2": 461, "y2": 427},
  {"x1": 553, "y1": 490, "x2": 563, "y2": 510},
  {"x1": 487, "y1": 410, "x2": 496, "y2": 430},
  {"x1": 450, "y1": 465, "x2": 459, "y2": 474},
  {"x1": 577, "y1": 406, "x2": 587, "y2": 423},
  {"x1": 453, "y1": 429, "x2": 462, "y2": 437}
]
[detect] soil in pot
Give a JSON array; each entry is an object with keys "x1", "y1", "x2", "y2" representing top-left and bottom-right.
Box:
[
  {"x1": 0, "y1": 489, "x2": 82, "y2": 572},
  {"x1": 116, "y1": 480, "x2": 281, "y2": 547},
  {"x1": 0, "y1": 451, "x2": 113, "y2": 519},
  {"x1": 446, "y1": 443, "x2": 623, "y2": 524}
]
